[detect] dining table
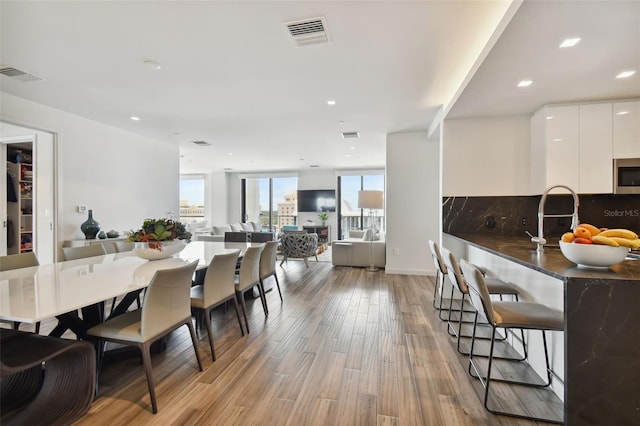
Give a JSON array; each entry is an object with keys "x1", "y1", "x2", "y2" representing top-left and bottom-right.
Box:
[{"x1": 0, "y1": 241, "x2": 263, "y2": 339}]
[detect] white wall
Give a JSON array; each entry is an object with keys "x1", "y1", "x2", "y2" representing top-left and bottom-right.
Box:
[
  {"x1": 442, "y1": 115, "x2": 531, "y2": 196},
  {"x1": 386, "y1": 131, "x2": 439, "y2": 276},
  {"x1": 1, "y1": 93, "x2": 179, "y2": 244}
]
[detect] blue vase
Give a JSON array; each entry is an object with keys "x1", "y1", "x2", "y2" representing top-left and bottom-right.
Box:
[{"x1": 81, "y1": 210, "x2": 101, "y2": 240}]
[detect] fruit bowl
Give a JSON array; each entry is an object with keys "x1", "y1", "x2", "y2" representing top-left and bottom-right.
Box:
[
  {"x1": 559, "y1": 241, "x2": 629, "y2": 269},
  {"x1": 132, "y1": 240, "x2": 188, "y2": 260}
]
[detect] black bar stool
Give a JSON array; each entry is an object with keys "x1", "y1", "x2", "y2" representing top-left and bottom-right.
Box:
[
  {"x1": 441, "y1": 247, "x2": 520, "y2": 356},
  {"x1": 459, "y1": 259, "x2": 564, "y2": 424}
]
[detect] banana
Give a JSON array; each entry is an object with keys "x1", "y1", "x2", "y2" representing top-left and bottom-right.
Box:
[
  {"x1": 591, "y1": 235, "x2": 620, "y2": 247},
  {"x1": 609, "y1": 237, "x2": 640, "y2": 249},
  {"x1": 598, "y1": 229, "x2": 638, "y2": 240}
]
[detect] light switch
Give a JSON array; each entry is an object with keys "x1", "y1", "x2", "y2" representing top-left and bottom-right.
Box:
[{"x1": 77, "y1": 205, "x2": 87, "y2": 213}]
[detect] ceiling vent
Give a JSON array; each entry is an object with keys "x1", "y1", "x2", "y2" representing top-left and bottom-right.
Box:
[
  {"x1": 0, "y1": 66, "x2": 42, "y2": 82},
  {"x1": 341, "y1": 131, "x2": 360, "y2": 139},
  {"x1": 284, "y1": 17, "x2": 329, "y2": 47},
  {"x1": 191, "y1": 140, "x2": 211, "y2": 146}
]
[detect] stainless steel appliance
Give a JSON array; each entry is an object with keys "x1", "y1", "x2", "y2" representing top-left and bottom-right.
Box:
[{"x1": 613, "y1": 158, "x2": 640, "y2": 194}]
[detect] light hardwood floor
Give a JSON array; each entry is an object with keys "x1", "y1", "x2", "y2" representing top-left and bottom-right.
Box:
[{"x1": 51, "y1": 259, "x2": 558, "y2": 425}]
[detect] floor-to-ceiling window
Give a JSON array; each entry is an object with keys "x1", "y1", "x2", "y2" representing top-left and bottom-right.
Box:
[
  {"x1": 338, "y1": 173, "x2": 384, "y2": 239},
  {"x1": 243, "y1": 176, "x2": 298, "y2": 233},
  {"x1": 179, "y1": 175, "x2": 205, "y2": 222}
]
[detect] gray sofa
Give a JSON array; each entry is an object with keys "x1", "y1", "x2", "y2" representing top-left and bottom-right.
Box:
[{"x1": 332, "y1": 229, "x2": 386, "y2": 268}]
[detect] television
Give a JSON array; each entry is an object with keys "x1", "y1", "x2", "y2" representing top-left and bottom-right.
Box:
[{"x1": 297, "y1": 189, "x2": 336, "y2": 212}]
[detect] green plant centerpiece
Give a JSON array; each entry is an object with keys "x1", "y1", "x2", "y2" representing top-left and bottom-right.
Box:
[
  {"x1": 128, "y1": 218, "x2": 192, "y2": 260},
  {"x1": 318, "y1": 213, "x2": 329, "y2": 225}
]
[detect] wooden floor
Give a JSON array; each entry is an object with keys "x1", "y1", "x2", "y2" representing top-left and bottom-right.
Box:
[{"x1": 36, "y1": 259, "x2": 561, "y2": 425}]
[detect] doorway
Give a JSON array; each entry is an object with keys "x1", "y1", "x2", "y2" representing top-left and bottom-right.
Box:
[{"x1": 1, "y1": 122, "x2": 56, "y2": 263}]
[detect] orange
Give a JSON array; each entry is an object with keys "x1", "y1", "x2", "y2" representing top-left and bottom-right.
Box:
[
  {"x1": 573, "y1": 227, "x2": 591, "y2": 239},
  {"x1": 578, "y1": 223, "x2": 600, "y2": 237}
]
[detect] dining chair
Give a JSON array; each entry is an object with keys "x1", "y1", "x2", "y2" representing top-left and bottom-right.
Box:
[
  {"x1": 87, "y1": 260, "x2": 202, "y2": 414},
  {"x1": 190, "y1": 250, "x2": 244, "y2": 360},
  {"x1": 0, "y1": 252, "x2": 40, "y2": 333},
  {"x1": 235, "y1": 245, "x2": 266, "y2": 333},
  {"x1": 61, "y1": 244, "x2": 107, "y2": 261},
  {"x1": 0, "y1": 328, "x2": 95, "y2": 426},
  {"x1": 0, "y1": 251, "x2": 39, "y2": 271},
  {"x1": 114, "y1": 240, "x2": 134, "y2": 252},
  {"x1": 259, "y1": 241, "x2": 282, "y2": 303}
]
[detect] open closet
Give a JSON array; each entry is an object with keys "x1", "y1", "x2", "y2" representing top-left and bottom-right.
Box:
[
  {"x1": 5, "y1": 142, "x2": 34, "y2": 254},
  {"x1": 1, "y1": 122, "x2": 55, "y2": 263}
]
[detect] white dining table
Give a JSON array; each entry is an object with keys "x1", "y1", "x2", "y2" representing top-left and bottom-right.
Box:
[{"x1": 0, "y1": 241, "x2": 262, "y2": 326}]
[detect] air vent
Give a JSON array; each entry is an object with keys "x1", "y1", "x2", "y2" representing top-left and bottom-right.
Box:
[
  {"x1": 191, "y1": 140, "x2": 211, "y2": 146},
  {"x1": 341, "y1": 131, "x2": 360, "y2": 139},
  {"x1": 0, "y1": 66, "x2": 42, "y2": 82},
  {"x1": 284, "y1": 17, "x2": 329, "y2": 46}
]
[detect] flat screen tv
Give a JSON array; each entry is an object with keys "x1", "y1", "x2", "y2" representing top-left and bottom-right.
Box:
[{"x1": 297, "y1": 189, "x2": 336, "y2": 212}]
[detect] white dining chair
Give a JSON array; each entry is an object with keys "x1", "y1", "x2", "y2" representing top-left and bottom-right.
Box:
[
  {"x1": 190, "y1": 250, "x2": 244, "y2": 360},
  {"x1": 87, "y1": 260, "x2": 202, "y2": 414}
]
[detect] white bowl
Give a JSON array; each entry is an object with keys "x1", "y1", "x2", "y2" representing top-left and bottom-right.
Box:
[
  {"x1": 559, "y1": 241, "x2": 629, "y2": 269},
  {"x1": 132, "y1": 240, "x2": 188, "y2": 260}
]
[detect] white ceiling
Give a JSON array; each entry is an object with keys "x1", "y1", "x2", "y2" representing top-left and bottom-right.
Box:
[{"x1": 1, "y1": 1, "x2": 639, "y2": 174}]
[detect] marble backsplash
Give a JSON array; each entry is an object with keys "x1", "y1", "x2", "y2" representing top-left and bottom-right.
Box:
[{"x1": 443, "y1": 194, "x2": 639, "y2": 238}]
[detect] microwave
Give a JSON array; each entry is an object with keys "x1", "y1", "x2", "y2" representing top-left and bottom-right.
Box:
[{"x1": 614, "y1": 158, "x2": 640, "y2": 194}]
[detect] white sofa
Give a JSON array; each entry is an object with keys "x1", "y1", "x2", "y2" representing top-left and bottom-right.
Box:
[
  {"x1": 332, "y1": 229, "x2": 386, "y2": 268},
  {"x1": 198, "y1": 221, "x2": 263, "y2": 242}
]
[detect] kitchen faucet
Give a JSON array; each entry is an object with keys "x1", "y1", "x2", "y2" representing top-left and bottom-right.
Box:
[{"x1": 531, "y1": 185, "x2": 580, "y2": 252}]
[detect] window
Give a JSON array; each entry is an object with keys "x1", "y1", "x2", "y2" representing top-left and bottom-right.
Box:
[
  {"x1": 179, "y1": 175, "x2": 205, "y2": 222},
  {"x1": 338, "y1": 174, "x2": 384, "y2": 239},
  {"x1": 243, "y1": 176, "x2": 298, "y2": 232}
]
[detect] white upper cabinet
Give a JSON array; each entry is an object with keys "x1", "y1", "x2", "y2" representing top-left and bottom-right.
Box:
[
  {"x1": 531, "y1": 105, "x2": 580, "y2": 194},
  {"x1": 579, "y1": 103, "x2": 613, "y2": 193},
  {"x1": 531, "y1": 103, "x2": 613, "y2": 194},
  {"x1": 613, "y1": 101, "x2": 640, "y2": 158}
]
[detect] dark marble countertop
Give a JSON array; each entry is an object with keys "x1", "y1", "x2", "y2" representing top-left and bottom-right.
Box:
[{"x1": 445, "y1": 233, "x2": 640, "y2": 281}]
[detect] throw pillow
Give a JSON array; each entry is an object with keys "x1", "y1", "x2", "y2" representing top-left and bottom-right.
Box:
[
  {"x1": 240, "y1": 222, "x2": 253, "y2": 231},
  {"x1": 230, "y1": 223, "x2": 243, "y2": 232},
  {"x1": 212, "y1": 225, "x2": 232, "y2": 235}
]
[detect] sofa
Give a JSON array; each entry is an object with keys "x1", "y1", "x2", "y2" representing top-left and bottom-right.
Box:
[
  {"x1": 331, "y1": 229, "x2": 386, "y2": 268},
  {"x1": 198, "y1": 221, "x2": 264, "y2": 242}
]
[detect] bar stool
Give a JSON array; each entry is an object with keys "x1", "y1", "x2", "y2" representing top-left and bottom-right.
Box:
[
  {"x1": 428, "y1": 240, "x2": 474, "y2": 321},
  {"x1": 441, "y1": 247, "x2": 521, "y2": 356},
  {"x1": 459, "y1": 259, "x2": 564, "y2": 424}
]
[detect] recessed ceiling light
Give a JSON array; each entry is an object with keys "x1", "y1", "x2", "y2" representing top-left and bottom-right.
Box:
[
  {"x1": 338, "y1": 121, "x2": 344, "y2": 125},
  {"x1": 299, "y1": 158, "x2": 305, "y2": 161},
  {"x1": 546, "y1": 116, "x2": 554, "y2": 120},
  {"x1": 350, "y1": 146, "x2": 356, "y2": 150},
  {"x1": 553, "y1": 138, "x2": 563, "y2": 142},
  {"x1": 616, "y1": 111, "x2": 630, "y2": 116},
  {"x1": 616, "y1": 70, "x2": 636, "y2": 79},
  {"x1": 227, "y1": 152, "x2": 233, "y2": 156},
  {"x1": 559, "y1": 38, "x2": 581, "y2": 48},
  {"x1": 327, "y1": 100, "x2": 336, "y2": 106},
  {"x1": 144, "y1": 60, "x2": 162, "y2": 70},
  {"x1": 517, "y1": 80, "x2": 533, "y2": 87},
  {"x1": 309, "y1": 164, "x2": 320, "y2": 168},
  {"x1": 130, "y1": 116, "x2": 140, "y2": 121}
]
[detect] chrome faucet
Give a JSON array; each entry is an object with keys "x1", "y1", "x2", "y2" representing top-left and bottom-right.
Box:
[{"x1": 531, "y1": 185, "x2": 580, "y2": 252}]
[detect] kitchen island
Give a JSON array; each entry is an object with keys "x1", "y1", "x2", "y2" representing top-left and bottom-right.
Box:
[{"x1": 444, "y1": 233, "x2": 640, "y2": 426}]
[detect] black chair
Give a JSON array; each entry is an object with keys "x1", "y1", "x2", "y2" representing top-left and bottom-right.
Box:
[
  {"x1": 224, "y1": 231, "x2": 249, "y2": 242},
  {"x1": 249, "y1": 232, "x2": 274, "y2": 242},
  {"x1": 1, "y1": 329, "x2": 96, "y2": 426}
]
